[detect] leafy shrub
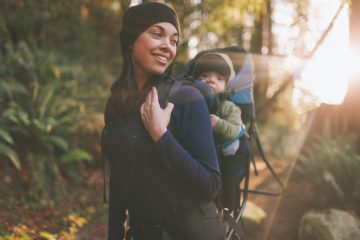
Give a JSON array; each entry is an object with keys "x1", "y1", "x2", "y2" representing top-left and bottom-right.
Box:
[
  {"x1": 296, "y1": 134, "x2": 360, "y2": 212},
  {"x1": 0, "y1": 38, "x2": 93, "y2": 202}
]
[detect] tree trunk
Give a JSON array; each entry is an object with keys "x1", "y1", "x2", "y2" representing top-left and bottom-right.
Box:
[
  {"x1": 266, "y1": 0, "x2": 273, "y2": 55},
  {"x1": 251, "y1": 9, "x2": 270, "y2": 114}
]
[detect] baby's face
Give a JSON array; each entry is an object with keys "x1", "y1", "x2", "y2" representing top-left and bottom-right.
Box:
[{"x1": 198, "y1": 71, "x2": 226, "y2": 94}]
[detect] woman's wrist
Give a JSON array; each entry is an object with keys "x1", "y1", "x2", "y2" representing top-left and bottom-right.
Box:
[{"x1": 151, "y1": 128, "x2": 167, "y2": 142}]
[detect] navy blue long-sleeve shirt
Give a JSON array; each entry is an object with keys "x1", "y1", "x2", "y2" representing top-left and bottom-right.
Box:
[{"x1": 105, "y1": 84, "x2": 221, "y2": 239}]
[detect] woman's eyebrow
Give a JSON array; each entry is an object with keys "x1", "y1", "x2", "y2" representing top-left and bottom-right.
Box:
[{"x1": 151, "y1": 24, "x2": 179, "y2": 37}]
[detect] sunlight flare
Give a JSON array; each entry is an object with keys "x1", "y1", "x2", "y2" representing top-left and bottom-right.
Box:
[{"x1": 296, "y1": 0, "x2": 350, "y2": 106}]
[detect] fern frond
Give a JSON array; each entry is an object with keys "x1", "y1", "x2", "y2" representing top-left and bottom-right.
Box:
[
  {"x1": 37, "y1": 81, "x2": 56, "y2": 120},
  {"x1": 0, "y1": 80, "x2": 27, "y2": 98},
  {"x1": 0, "y1": 128, "x2": 14, "y2": 144},
  {"x1": 59, "y1": 149, "x2": 92, "y2": 164},
  {"x1": 0, "y1": 143, "x2": 21, "y2": 170},
  {"x1": 45, "y1": 135, "x2": 69, "y2": 151},
  {"x1": 297, "y1": 134, "x2": 360, "y2": 204}
]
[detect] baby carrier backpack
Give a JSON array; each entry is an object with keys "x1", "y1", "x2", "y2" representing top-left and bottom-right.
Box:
[{"x1": 186, "y1": 45, "x2": 285, "y2": 240}]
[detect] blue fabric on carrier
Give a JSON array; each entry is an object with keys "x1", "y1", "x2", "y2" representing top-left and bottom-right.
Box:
[
  {"x1": 229, "y1": 88, "x2": 253, "y2": 104},
  {"x1": 222, "y1": 53, "x2": 254, "y2": 146},
  {"x1": 227, "y1": 53, "x2": 254, "y2": 105}
]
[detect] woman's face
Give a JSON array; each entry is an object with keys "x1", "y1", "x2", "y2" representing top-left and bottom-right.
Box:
[{"x1": 131, "y1": 22, "x2": 178, "y2": 81}]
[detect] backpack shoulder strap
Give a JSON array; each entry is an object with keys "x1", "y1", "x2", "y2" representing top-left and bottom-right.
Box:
[
  {"x1": 158, "y1": 74, "x2": 192, "y2": 108},
  {"x1": 168, "y1": 76, "x2": 186, "y2": 100}
]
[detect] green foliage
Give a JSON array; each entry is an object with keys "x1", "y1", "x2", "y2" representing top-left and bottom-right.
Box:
[
  {"x1": 201, "y1": 0, "x2": 265, "y2": 31},
  {"x1": 172, "y1": 0, "x2": 267, "y2": 51},
  {"x1": 0, "y1": 37, "x2": 93, "y2": 201},
  {"x1": 0, "y1": 0, "x2": 121, "y2": 62},
  {"x1": 60, "y1": 149, "x2": 92, "y2": 164},
  {"x1": 0, "y1": 0, "x2": 120, "y2": 203},
  {"x1": 296, "y1": 134, "x2": 360, "y2": 211},
  {"x1": 0, "y1": 139, "x2": 20, "y2": 170}
]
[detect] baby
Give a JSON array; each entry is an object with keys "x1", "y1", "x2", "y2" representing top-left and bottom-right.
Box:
[{"x1": 193, "y1": 52, "x2": 242, "y2": 156}]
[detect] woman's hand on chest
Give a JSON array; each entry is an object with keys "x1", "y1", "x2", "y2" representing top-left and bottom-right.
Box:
[{"x1": 140, "y1": 87, "x2": 174, "y2": 142}]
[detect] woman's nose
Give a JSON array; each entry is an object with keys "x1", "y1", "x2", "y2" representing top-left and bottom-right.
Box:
[{"x1": 160, "y1": 38, "x2": 172, "y2": 50}]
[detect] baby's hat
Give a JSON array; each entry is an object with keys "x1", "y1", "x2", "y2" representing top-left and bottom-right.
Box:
[{"x1": 192, "y1": 52, "x2": 236, "y2": 82}]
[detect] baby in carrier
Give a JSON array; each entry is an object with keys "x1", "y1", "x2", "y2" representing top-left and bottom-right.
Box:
[{"x1": 191, "y1": 52, "x2": 246, "y2": 213}]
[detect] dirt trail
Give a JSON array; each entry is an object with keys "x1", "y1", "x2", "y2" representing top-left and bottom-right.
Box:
[{"x1": 244, "y1": 157, "x2": 314, "y2": 240}]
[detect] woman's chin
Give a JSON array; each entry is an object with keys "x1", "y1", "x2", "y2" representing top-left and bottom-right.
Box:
[{"x1": 151, "y1": 66, "x2": 169, "y2": 76}]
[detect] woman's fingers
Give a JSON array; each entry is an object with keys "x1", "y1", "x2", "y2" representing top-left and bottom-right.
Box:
[
  {"x1": 165, "y1": 102, "x2": 174, "y2": 115},
  {"x1": 140, "y1": 102, "x2": 145, "y2": 118},
  {"x1": 152, "y1": 87, "x2": 159, "y2": 105},
  {"x1": 140, "y1": 87, "x2": 173, "y2": 142},
  {"x1": 145, "y1": 87, "x2": 160, "y2": 111},
  {"x1": 141, "y1": 88, "x2": 158, "y2": 123},
  {"x1": 145, "y1": 88, "x2": 152, "y2": 108}
]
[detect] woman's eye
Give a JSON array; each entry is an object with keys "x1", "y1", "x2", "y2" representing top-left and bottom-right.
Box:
[
  {"x1": 151, "y1": 32, "x2": 161, "y2": 38},
  {"x1": 170, "y1": 39, "x2": 178, "y2": 46}
]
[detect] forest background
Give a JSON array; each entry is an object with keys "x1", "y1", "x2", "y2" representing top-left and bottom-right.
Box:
[{"x1": 0, "y1": 0, "x2": 359, "y2": 239}]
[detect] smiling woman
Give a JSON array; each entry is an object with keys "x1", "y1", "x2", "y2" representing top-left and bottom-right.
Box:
[{"x1": 102, "y1": 2, "x2": 226, "y2": 240}]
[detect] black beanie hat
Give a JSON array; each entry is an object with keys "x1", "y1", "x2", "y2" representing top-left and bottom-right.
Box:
[
  {"x1": 193, "y1": 53, "x2": 236, "y2": 82},
  {"x1": 120, "y1": 2, "x2": 180, "y2": 55}
]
